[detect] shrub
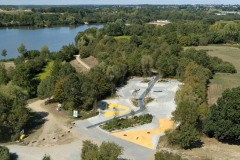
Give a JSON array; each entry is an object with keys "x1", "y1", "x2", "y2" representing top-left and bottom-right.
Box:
[
  {"x1": 81, "y1": 140, "x2": 123, "y2": 160},
  {"x1": 166, "y1": 123, "x2": 200, "y2": 149},
  {"x1": 144, "y1": 97, "x2": 154, "y2": 104},
  {"x1": 155, "y1": 150, "x2": 186, "y2": 160},
  {"x1": 101, "y1": 114, "x2": 153, "y2": 131},
  {"x1": 42, "y1": 155, "x2": 51, "y2": 160},
  {"x1": 81, "y1": 140, "x2": 98, "y2": 160},
  {"x1": 0, "y1": 146, "x2": 10, "y2": 160}
]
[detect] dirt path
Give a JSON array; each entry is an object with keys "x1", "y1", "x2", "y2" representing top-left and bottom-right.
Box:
[
  {"x1": 7, "y1": 99, "x2": 85, "y2": 160},
  {"x1": 70, "y1": 60, "x2": 89, "y2": 73},
  {"x1": 71, "y1": 55, "x2": 98, "y2": 73},
  {"x1": 25, "y1": 100, "x2": 82, "y2": 147},
  {"x1": 75, "y1": 55, "x2": 91, "y2": 70}
]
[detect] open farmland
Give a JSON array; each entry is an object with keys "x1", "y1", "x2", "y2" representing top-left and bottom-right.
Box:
[{"x1": 192, "y1": 45, "x2": 240, "y2": 104}]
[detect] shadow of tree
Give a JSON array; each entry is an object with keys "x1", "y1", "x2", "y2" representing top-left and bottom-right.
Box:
[
  {"x1": 10, "y1": 152, "x2": 18, "y2": 160},
  {"x1": 220, "y1": 139, "x2": 240, "y2": 146},
  {"x1": 190, "y1": 140, "x2": 204, "y2": 149},
  {"x1": 25, "y1": 111, "x2": 49, "y2": 134}
]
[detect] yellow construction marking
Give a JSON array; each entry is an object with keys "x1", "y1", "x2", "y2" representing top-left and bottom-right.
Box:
[
  {"x1": 112, "y1": 118, "x2": 174, "y2": 149},
  {"x1": 104, "y1": 104, "x2": 130, "y2": 118}
]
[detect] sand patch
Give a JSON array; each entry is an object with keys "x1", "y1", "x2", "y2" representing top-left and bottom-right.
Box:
[
  {"x1": 112, "y1": 118, "x2": 174, "y2": 149},
  {"x1": 104, "y1": 104, "x2": 130, "y2": 118}
]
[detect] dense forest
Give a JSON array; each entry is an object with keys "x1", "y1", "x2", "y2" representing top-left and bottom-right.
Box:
[
  {"x1": 1, "y1": 5, "x2": 240, "y2": 27},
  {"x1": 0, "y1": 5, "x2": 239, "y2": 151}
]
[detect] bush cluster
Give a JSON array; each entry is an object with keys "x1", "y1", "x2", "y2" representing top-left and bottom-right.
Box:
[{"x1": 101, "y1": 114, "x2": 153, "y2": 131}]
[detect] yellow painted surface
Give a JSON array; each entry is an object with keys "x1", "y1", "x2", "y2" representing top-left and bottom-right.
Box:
[
  {"x1": 112, "y1": 118, "x2": 174, "y2": 149},
  {"x1": 104, "y1": 104, "x2": 130, "y2": 118},
  {"x1": 20, "y1": 134, "x2": 26, "y2": 140}
]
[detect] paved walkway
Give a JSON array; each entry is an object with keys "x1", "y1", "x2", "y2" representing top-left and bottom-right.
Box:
[
  {"x1": 74, "y1": 120, "x2": 155, "y2": 160},
  {"x1": 86, "y1": 77, "x2": 159, "y2": 128},
  {"x1": 82, "y1": 78, "x2": 181, "y2": 151}
]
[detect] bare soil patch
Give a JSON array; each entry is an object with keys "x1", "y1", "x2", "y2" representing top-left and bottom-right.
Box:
[
  {"x1": 70, "y1": 56, "x2": 98, "y2": 73},
  {"x1": 157, "y1": 136, "x2": 240, "y2": 160},
  {"x1": 24, "y1": 100, "x2": 82, "y2": 147},
  {"x1": 70, "y1": 59, "x2": 88, "y2": 73},
  {"x1": 81, "y1": 56, "x2": 98, "y2": 68},
  {"x1": 148, "y1": 21, "x2": 170, "y2": 26},
  {"x1": 0, "y1": 61, "x2": 15, "y2": 70}
]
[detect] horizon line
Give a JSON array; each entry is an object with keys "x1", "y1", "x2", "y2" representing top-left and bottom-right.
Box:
[{"x1": 0, "y1": 4, "x2": 239, "y2": 6}]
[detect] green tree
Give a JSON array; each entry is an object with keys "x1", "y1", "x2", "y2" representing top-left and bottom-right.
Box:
[
  {"x1": 223, "y1": 22, "x2": 239, "y2": 42},
  {"x1": 155, "y1": 150, "x2": 185, "y2": 160},
  {"x1": 81, "y1": 140, "x2": 123, "y2": 160},
  {"x1": 37, "y1": 76, "x2": 55, "y2": 99},
  {"x1": 164, "y1": 32, "x2": 178, "y2": 45},
  {"x1": 126, "y1": 51, "x2": 142, "y2": 76},
  {"x1": 55, "y1": 44, "x2": 78, "y2": 62},
  {"x1": 0, "y1": 90, "x2": 29, "y2": 142},
  {"x1": 40, "y1": 45, "x2": 50, "y2": 58},
  {"x1": 12, "y1": 64, "x2": 32, "y2": 93},
  {"x1": 0, "y1": 64, "x2": 9, "y2": 85},
  {"x1": 17, "y1": 43, "x2": 27, "y2": 57},
  {"x1": 0, "y1": 82, "x2": 29, "y2": 104},
  {"x1": 0, "y1": 146, "x2": 10, "y2": 160},
  {"x1": 141, "y1": 55, "x2": 153, "y2": 76},
  {"x1": 167, "y1": 123, "x2": 200, "y2": 149},
  {"x1": 51, "y1": 61, "x2": 76, "y2": 82},
  {"x1": 1, "y1": 49, "x2": 7, "y2": 57},
  {"x1": 176, "y1": 57, "x2": 192, "y2": 80},
  {"x1": 179, "y1": 36, "x2": 190, "y2": 46},
  {"x1": 173, "y1": 99, "x2": 199, "y2": 125},
  {"x1": 81, "y1": 140, "x2": 99, "y2": 160},
  {"x1": 80, "y1": 46, "x2": 91, "y2": 58},
  {"x1": 130, "y1": 35, "x2": 142, "y2": 47},
  {"x1": 53, "y1": 78, "x2": 66, "y2": 103},
  {"x1": 62, "y1": 74, "x2": 82, "y2": 109},
  {"x1": 104, "y1": 20, "x2": 125, "y2": 36},
  {"x1": 98, "y1": 142, "x2": 123, "y2": 160},
  {"x1": 204, "y1": 87, "x2": 240, "y2": 142},
  {"x1": 182, "y1": 48, "x2": 212, "y2": 71},
  {"x1": 156, "y1": 53, "x2": 178, "y2": 77}
]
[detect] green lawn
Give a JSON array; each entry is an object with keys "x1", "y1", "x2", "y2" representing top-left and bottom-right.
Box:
[
  {"x1": 191, "y1": 45, "x2": 240, "y2": 104},
  {"x1": 35, "y1": 61, "x2": 54, "y2": 80},
  {"x1": 114, "y1": 36, "x2": 131, "y2": 41}
]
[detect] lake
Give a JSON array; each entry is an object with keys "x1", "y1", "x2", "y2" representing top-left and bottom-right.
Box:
[{"x1": 0, "y1": 24, "x2": 103, "y2": 59}]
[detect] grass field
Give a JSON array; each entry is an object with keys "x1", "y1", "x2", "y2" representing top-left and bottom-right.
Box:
[
  {"x1": 114, "y1": 36, "x2": 131, "y2": 41},
  {"x1": 192, "y1": 45, "x2": 240, "y2": 104},
  {"x1": 35, "y1": 61, "x2": 54, "y2": 80},
  {"x1": 0, "y1": 10, "x2": 31, "y2": 14}
]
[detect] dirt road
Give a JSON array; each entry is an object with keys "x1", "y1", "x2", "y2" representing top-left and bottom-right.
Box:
[{"x1": 7, "y1": 100, "x2": 84, "y2": 160}]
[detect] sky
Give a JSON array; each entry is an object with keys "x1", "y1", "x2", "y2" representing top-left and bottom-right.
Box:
[{"x1": 0, "y1": 0, "x2": 239, "y2": 5}]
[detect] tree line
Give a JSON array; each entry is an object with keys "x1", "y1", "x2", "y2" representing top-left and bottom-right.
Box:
[{"x1": 1, "y1": 5, "x2": 240, "y2": 28}]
